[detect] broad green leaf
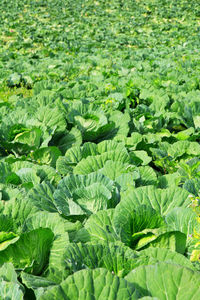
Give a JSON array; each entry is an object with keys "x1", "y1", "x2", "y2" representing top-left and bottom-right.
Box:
[
  {"x1": 109, "y1": 110, "x2": 130, "y2": 139},
  {"x1": 56, "y1": 156, "x2": 73, "y2": 175},
  {"x1": 63, "y1": 242, "x2": 138, "y2": 277},
  {"x1": 23, "y1": 213, "x2": 83, "y2": 282},
  {"x1": 74, "y1": 150, "x2": 130, "y2": 175},
  {"x1": 53, "y1": 173, "x2": 115, "y2": 216},
  {"x1": 28, "y1": 146, "x2": 61, "y2": 168},
  {"x1": 193, "y1": 115, "x2": 200, "y2": 129},
  {"x1": 0, "y1": 262, "x2": 19, "y2": 283},
  {"x1": 0, "y1": 162, "x2": 21, "y2": 185},
  {"x1": 23, "y1": 211, "x2": 68, "y2": 235},
  {"x1": 21, "y1": 272, "x2": 56, "y2": 298},
  {"x1": 2, "y1": 196, "x2": 39, "y2": 233},
  {"x1": 65, "y1": 142, "x2": 98, "y2": 164},
  {"x1": 174, "y1": 127, "x2": 195, "y2": 141},
  {"x1": 44, "y1": 232, "x2": 70, "y2": 283},
  {"x1": 0, "y1": 162, "x2": 13, "y2": 183},
  {"x1": 115, "y1": 173, "x2": 138, "y2": 191},
  {"x1": 142, "y1": 231, "x2": 186, "y2": 254},
  {"x1": 39, "y1": 268, "x2": 140, "y2": 300},
  {"x1": 120, "y1": 186, "x2": 190, "y2": 215},
  {"x1": 0, "y1": 215, "x2": 14, "y2": 232},
  {"x1": 187, "y1": 142, "x2": 200, "y2": 156},
  {"x1": 0, "y1": 263, "x2": 25, "y2": 298},
  {"x1": 15, "y1": 168, "x2": 40, "y2": 186},
  {"x1": 0, "y1": 232, "x2": 19, "y2": 251},
  {"x1": 183, "y1": 178, "x2": 200, "y2": 196},
  {"x1": 0, "y1": 228, "x2": 54, "y2": 275},
  {"x1": 100, "y1": 160, "x2": 139, "y2": 188},
  {"x1": 124, "y1": 132, "x2": 143, "y2": 150},
  {"x1": 131, "y1": 151, "x2": 152, "y2": 166},
  {"x1": 157, "y1": 173, "x2": 181, "y2": 188},
  {"x1": 136, "y1": 167, "x2": 157, "y2": 186},
  {"x1": 67, "y1": 101, "x2": 115, "y2": 142},
  {"x1": 139, "y1": 296, "x2": 159, "y2": 300},
  {"x1": 35, "y1": 104, "x2": 67, "y2": 136},
  {"x1": 114, "y1": 204, "x2": 166, "y2": 247},
  {"x1": 139, "y1": 248, "x2": 195, "y2": 270},
  {"x1": 58, "y1": 127, "x2": 82, "y2": 154},
  {"x1": 10, "y1": 160, "x2": 36, "y2": 171},
  {"x1": 23, "y1": 212, "x2": 71, "y2": 283},
  {"x1": 101, "y1": 160, "x2": 128, "y2": 180},
  {"x1": 14, "y1": 128, "x2": 42, "y2": 148},
  {"x1": 125, "y1": 262, "x2": 200, "y2": 299},
  {"x1": 97, "y1": 140, "x2": 126, "y2": 154},
  {"x1": 27, "y1": 181, "x2": 57, "y2": 212},
  {"x1": 35, "y1": 165, "x2": 61, "y2": 184},
  {"x1": 0, "y1": 183, "x2": 21, "y2": 201},
  {"x1": 75, "y1": 209, "x2": 121, "y2": 243},
  {"x1": 165, "y1": 207, "x2": 198, "y2": 240},
  {"x1": 0, "y1": 280, "x2": 24, "y2": 300},
  {"x1": 62, "y1": 141, "x2": 128, "y2": 175}
]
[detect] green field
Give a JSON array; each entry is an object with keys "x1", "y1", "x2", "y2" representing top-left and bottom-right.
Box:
[{"x1": 0, "y1": 0, "x2": 200, "y2": 299}]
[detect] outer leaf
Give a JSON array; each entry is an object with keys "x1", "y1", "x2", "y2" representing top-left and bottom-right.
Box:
[
  {"x1": 27, "y1": 182, "x2": 57, "y2": 213},
  {"x1": 15, "y1": 168, "x2": 40, "y2": 186},
  {"x1": 63, "y1": 242, "x2": 138, "y2": 277},
  {"x1": 183, "y1": 178, "x2": 200, "y2": 196},
  {"x1": 157, "y1": 173, "x2": 181, "y2": 189},
  {"x1": 114, "y1": 204, "x2": 166, "y2": 247},
  {"x1": 53, "y1": 173, "x2": 114, "y2": 216},
  {"x1": 136, "y1": 167, "x2": 157, "y2": 187},
  {"x1": 131, "y1": 151, "x2": 152, "y2": 166},
  {"x1": 21, "y1": 272, "x2": 56, "y2": 297},
  {"x1": 58, "y1": 127, "x2": 82, "y2": 154},
  {"x1": 45, "y1": 232, "x2": 70, "y2": 283},
  {"x1": 0, "y1": 232, "x2": 19, "y2": 251},
  {"x1": 74, "y1": 149, "x2": 130, "y2": 175},
  {"x1": 75, "y1": 209, "x2": 121, "y2": 243},
  {"x1": 0, "y1": 280, "x2": 24, "y2": 300},
  {"x1": 39, "y1": 268, "x2": 140, "y2": 300},
  {"x1": 2, "y1": 196, "x2": 39, "y2": 233},
  {"x1": 165, "y1": 207, "x2": 198, "y2": 240},
  {"x1": 0, "y1": 228, "x2": 54, "y2": 275},
  {"x1": 125, "y1": 262, "x2": 200, "y2": 299},
  {"x1": 0, "y1": 263, "x2": 25, "y2": 298},
  {"x1": 141, "y1": 231, "x2": 186, "y2": 254},
  {"x1": 35, "y1": 104, "x2": 67, "y2": 136},
  {"x1": 0, "y1": 262, "x2": 21, "y2": 283},
  {"x1": 120, "y1": 186, "x2": 190, "y2": 215},
  {"x1": 14, "y1": 128, "x2": 42, "y2": 148},
  {"x1": 97, "y1": 140, "x2": 126, "y2": 154},
  {"x1": 138, "y1": 248, "x2": 195, "y2": 270},
  {"x1": 28, "y1": 146, "x2": 61, "y2": 168}
]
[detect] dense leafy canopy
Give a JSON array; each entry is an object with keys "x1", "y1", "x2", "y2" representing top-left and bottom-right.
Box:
[{"x1": 0, "y1": 0, "x2": 200, "y2": 298}]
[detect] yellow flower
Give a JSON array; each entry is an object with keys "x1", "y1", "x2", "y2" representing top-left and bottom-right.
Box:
[
  {"x1": 190, "y1": 250, "x2": 200, "y2": 262},
  {"x1": 105, "y1": 99, "x2": 113, "y2": 105}
]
